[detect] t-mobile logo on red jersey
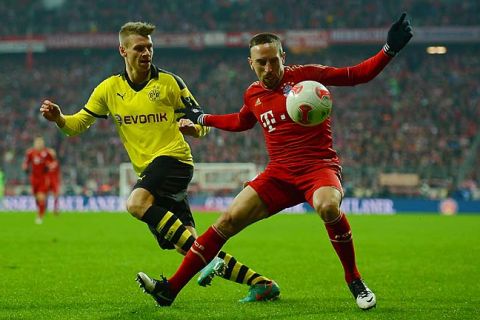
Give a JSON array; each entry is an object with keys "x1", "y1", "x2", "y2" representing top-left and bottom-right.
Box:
[{"x1": 260, "y1": 110, "x2": 276, "y2": 132}]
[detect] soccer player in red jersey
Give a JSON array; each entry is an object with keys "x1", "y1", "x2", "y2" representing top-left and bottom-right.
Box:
[
  {"x1": 142, "y1": 13, "x2": 413, "y2": 310},
  {"x1": 46, "y1": 150, "x2": 61, "y2": 215},
  {"x1": 23, "y1": 137, "x2": 55, "y2": 224}
]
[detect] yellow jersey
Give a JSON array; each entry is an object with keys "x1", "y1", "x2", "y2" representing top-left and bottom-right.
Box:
[{"x1": 60, "y1": 65, "x2": 209, "y2": 175}]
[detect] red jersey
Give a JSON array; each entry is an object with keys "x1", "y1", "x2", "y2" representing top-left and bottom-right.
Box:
[
  {"x1": 203, "y1": 49, "x2": 391, "y2": 167},
  {"x1": 24, "y1": 148, "x2": 54, "y2": 178}
]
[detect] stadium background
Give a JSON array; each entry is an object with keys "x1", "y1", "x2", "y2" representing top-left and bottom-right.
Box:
[{"x1": 0, "y1": 0, "x2": 479, "y2": 213}]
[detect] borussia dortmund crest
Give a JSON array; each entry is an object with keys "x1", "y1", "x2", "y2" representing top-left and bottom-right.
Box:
[{"x1": 148, "y1": 86, "x2": 161, "y2": 102}]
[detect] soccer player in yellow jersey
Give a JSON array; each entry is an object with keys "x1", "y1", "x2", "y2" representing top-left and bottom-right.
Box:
[{"x1": 40, "y1": 21, "x2": 279, "y2": 304}]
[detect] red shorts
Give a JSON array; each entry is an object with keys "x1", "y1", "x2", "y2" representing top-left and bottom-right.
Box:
[
  {"x1": 48, "y1": 180, "x2": 60, "y2": 193},
  {"x1": 248, "y1": 163, "x2": 343, "y2": 215},
  {"x1": 30, "y1": 177, "x2": 49, "y2": 194},
  {"x1": 47, "y1": 175, "x2": 60, "y2": 193}
]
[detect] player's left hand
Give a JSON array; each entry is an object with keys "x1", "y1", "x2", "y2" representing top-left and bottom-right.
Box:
[
  {"x1": 175, "y1": 96, "x2": 207, "y2": 124},
  {"x1": 385, "y1": 12, "x2": 413, "y2": 56},
  {"x1": 178, "y1": 119, "x2": 200, "y2": 137}
]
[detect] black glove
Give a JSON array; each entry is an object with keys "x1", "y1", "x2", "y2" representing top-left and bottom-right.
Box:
[
  {"x1": 384, "y1": 12, "x2": 413, "y2": 56},
  {"x1": 175, "y1": 96, "x2": 206, "y2": 124}
]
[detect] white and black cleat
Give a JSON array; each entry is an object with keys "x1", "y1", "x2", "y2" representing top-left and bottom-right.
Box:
[
  {"x1": 348, "y1": 279, "x2": 376, "y2": 310},
  {"x1": 136, "y1": 272, "x2": 175, "y2": 307}
]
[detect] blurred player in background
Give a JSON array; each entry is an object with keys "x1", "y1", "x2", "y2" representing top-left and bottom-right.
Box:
[
  {"x1": 46, "y1": 150, "x2": 61, "y2": 215},
  {"x1": 23, "y1": 137, "x2": 55, "y2": 224},
  {"x1": 149, "y1": 13, "x2": 413, "y2": 310},
  {"x1": 40, "y1": 21, "x2": 279, "y2": 303}
]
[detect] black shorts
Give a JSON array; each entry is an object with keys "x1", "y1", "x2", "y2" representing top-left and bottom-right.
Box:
[{"x1": 133, "y1": 156, "x2": 195, "y2": 249}]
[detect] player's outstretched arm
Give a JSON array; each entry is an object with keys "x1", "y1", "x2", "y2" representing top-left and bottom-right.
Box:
[
  {"x1": 40, "y1": 100, "x2": 66, "y2": 128},
  {"x1": 383, "y1": 12, "x2": 413, "y2": 56},
  {"x1": 40, "y1": 99, "x2": 97, "y2": 136},
  {"x1": 315, "y1": 12, "x2": 413, "y2": 86}
]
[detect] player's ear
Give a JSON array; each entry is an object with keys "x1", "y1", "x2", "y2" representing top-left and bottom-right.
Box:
[
  {"x1": 281, "y1": 51, "x2": 286, "y2": 64},
  {"x1": 248, "y1": 57, "x2": 254, "y2": 71},
  {"x1": 119, "y1": 45, "x2": 127, "y2": 57}
]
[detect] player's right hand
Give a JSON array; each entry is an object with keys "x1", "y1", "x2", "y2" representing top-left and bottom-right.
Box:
[{"x1": 40, "y1": 100, "x2": 62, "y2": 122}]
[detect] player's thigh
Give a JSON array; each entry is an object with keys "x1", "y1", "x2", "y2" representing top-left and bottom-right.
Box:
[
  {"x1": 50, "y1": 180, "x2": 60, "y2": 194},
  {"x1": 304, "y1": 168, "x2": 343, "y2": 221},
  {"x1": 247, "y1": 168, "x2": 304, "y2": 214},
  {"x1": 32, "y1": 181, "x2": 48, "y2": 200},
  {"x1": 302, "y1": 167, "x2": 343, "y2": 207}
]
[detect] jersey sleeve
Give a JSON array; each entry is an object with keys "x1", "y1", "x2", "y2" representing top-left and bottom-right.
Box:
[
  {"x1": 61, "y1": 109, "x2": 97, "y2": 136},
  {"x1": 173, "y1": 73, "x2": 211, "y2": 137},
  {"x1": 193, "y1": 124, "x2": 210, "y2": 137},
  {"x1": 203, "y1": 104, "x2": 256, "y2": 132},
  {"x1": 171, "y1": 73, "x2": 200, "y2": 110},
  {"x1": 84, "y1": 80, "x2": 110, "y2": 118},
  {"x1": 61, "y1": 80, "x2": 110, "y2": 136},
  {"x1": 298, "y1": 49, "x2": 392, "y2": 86}
]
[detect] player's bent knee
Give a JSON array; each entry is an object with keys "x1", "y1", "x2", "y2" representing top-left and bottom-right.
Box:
[
  {"x1": 316, "y1": 202, "x2": 341, "y2": 223},
  {"x1": 125, "y1": 197, "x2": 147, "y2": 219},
  {"x1": 126, "y1": 189, "x2": 154, "y2": 219}
]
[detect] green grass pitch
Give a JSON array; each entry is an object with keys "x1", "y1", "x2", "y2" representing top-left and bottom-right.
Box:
[{"x1": 1, "y1": 212, "x2": 479, "y2": 320}]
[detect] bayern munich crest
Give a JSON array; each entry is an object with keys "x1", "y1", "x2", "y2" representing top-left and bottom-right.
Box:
[{"x1": 282, "y1": 83, "x2": 293, "y2": 96}]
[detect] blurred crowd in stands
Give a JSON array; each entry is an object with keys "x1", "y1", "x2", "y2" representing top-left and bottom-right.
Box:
[
  {"x1": 1, "y1": 0, "x2": 478, "y2": 36},
  {"x1": 0, "y1": 0, "x2": 479, "y2": 200},
  {"x1": 1, "y1": 44, "x2": 478, "y2": 199}
]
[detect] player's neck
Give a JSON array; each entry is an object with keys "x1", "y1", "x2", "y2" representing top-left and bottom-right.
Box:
[{"x1": 127, "y1": 67, "x2": 151, "y2": 85}]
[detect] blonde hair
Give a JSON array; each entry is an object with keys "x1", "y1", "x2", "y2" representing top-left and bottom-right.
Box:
[{"x1": 119, "y1": 22, "x2": 155, "y2": 46}]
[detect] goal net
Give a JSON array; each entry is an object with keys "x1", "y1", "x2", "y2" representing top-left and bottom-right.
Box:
[{"x1": 119, "y1": 162, "x2": 259, "y2": 197}]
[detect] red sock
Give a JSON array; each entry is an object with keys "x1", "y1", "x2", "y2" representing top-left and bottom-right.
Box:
[
  {"x1": 38, "y1": 200, "x2": 46, "y2": 218},
  {"x1": 168, "y1": 226, "x2": 227, "y2": 295},
  {"x1": 324, "y1": 212, "x2": 361, "y2": 283}
]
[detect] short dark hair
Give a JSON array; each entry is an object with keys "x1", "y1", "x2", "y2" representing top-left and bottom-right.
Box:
[
  {"x1": 249, "y1": 33, "x2": 283, "y2": 54},
  {"x1": 119, "y1": 22, "x2": 155, "y2": 46}
]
